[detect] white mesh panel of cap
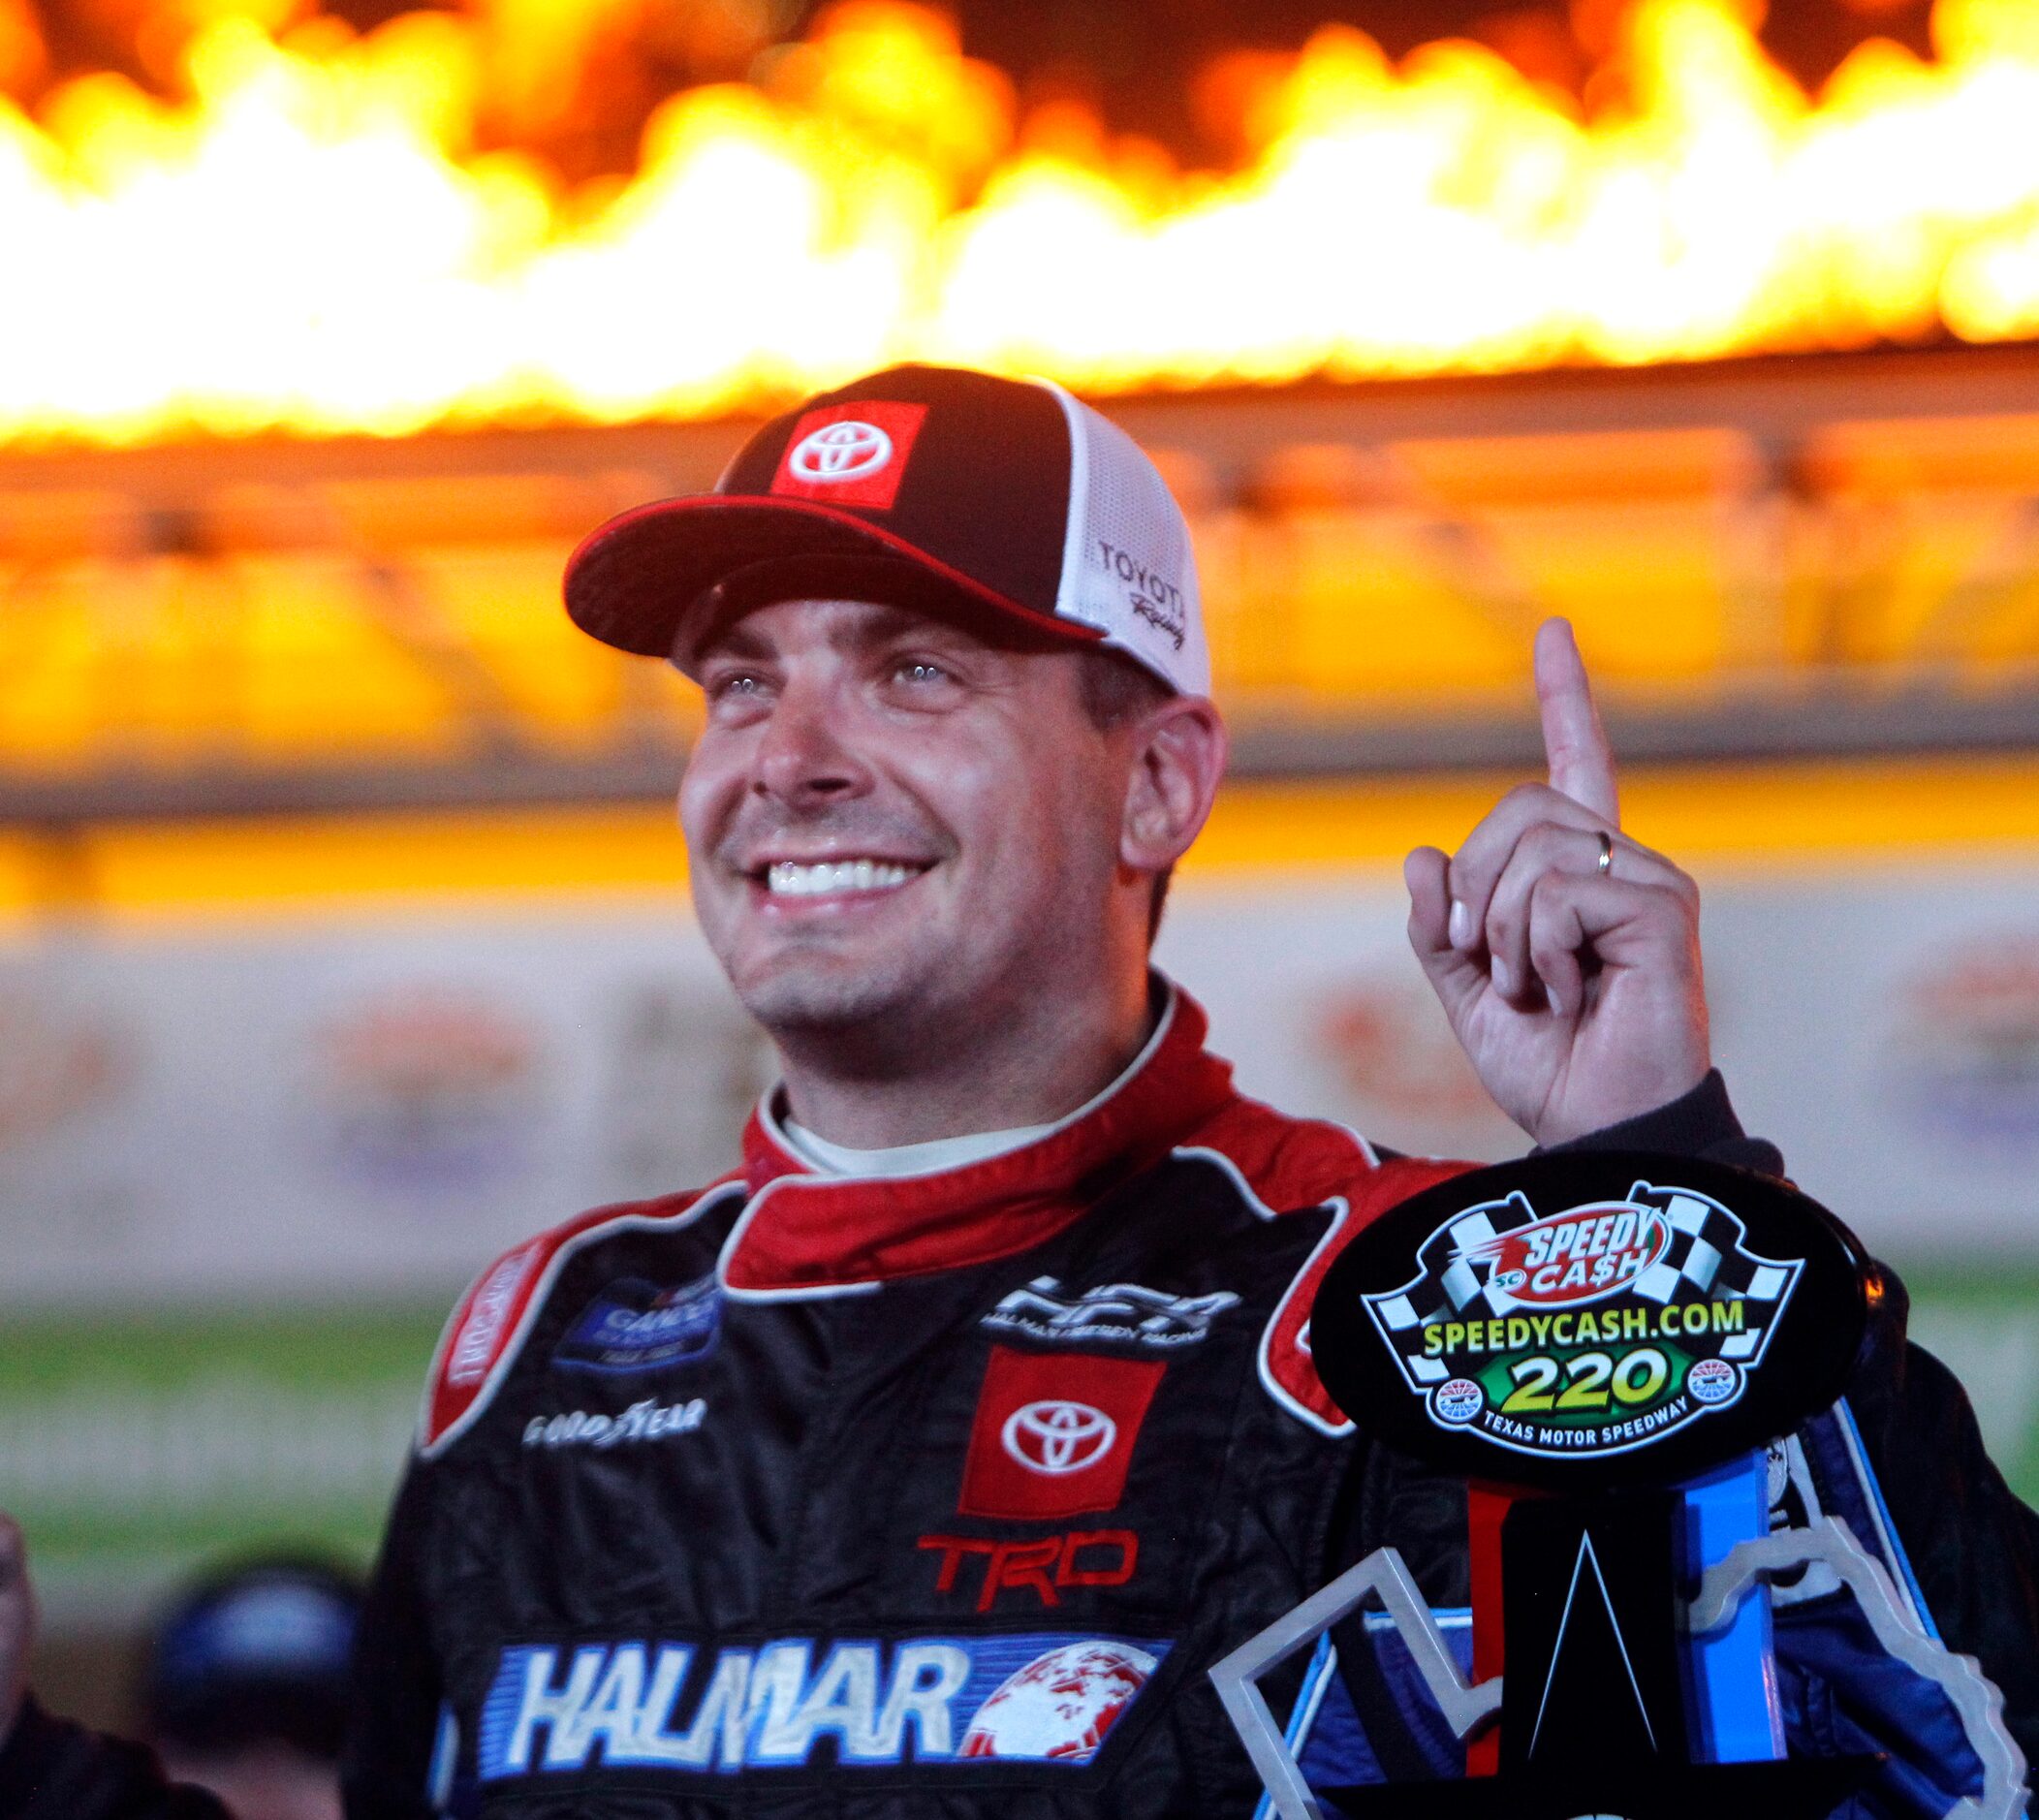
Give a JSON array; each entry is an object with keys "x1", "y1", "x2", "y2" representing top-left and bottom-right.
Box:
[{"x1": 1035, "y1": 380, "x2": 1210, "y2": 696}]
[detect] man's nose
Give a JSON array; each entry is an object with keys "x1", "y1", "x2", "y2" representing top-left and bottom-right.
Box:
[{"x1": 751, "y1": 675, "x2": 872, "y2": 810}]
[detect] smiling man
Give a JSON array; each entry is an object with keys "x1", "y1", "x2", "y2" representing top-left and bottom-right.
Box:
[
  {"x1": 2, "y1": 365, "x2": 2030, "y2": 1817},
  {"x1": 0, "y1": 364, "x2": 2030, "y2": 1802},
  {"x1": 327, "y1": 366, "x2": 2034, "y2": 1816}
]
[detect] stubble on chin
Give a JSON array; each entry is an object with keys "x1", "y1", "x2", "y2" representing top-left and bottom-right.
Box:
[
  {"x1": 724, "y1": 937, "x2": 933, "y2": 1050},
  {"x1": 737, "y1": 968, "x2": 893, "y2": 1036}
]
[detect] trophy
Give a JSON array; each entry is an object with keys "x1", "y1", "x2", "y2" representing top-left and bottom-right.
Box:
[{"x1": 1209, "y1": 1152, "x2": 2026, "y2": 1820}]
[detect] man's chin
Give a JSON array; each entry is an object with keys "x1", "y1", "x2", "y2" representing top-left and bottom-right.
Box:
[{"x1": 731, "y1": 957, "x2": 925, "y2": 1040}]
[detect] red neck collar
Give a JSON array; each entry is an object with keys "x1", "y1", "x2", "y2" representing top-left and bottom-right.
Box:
[{"x1": 724, "y1": 986, "x2": 1235, "y2": 1294}]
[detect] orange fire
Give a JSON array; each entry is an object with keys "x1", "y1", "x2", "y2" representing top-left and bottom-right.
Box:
[{"x1": 3, "y1": 0, "x2": 2039, "y2": 446}]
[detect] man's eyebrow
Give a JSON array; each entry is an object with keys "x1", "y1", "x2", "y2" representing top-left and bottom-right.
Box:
[
  {"x1": 831, "y1": 604, "x2": 951, "y2": 650},
  {"x1": 697, "y1": 622, "x2": 774, "y2": 663},
  {"x1": 694, "y1": 601, "x2": 980, "y2": 666}
]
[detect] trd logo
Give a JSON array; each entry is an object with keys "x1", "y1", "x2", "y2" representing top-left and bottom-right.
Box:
[{"x1": 919, "y1": 1530, "x2": 1138, "y2": 1612}]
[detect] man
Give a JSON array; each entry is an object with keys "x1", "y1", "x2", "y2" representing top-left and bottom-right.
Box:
[
  {"x1": 0, "y1": 1550, "x2": 359, "y2": 1820},
  {"x1": 139, "y1": 1555, "x2": 361, "y2": 1820},
  {"x1": 2, "y1": 364, "x2": 2032, "y2": 1814},
  {"x1": 340, "y1": 364, "x2": 2039, "y2": 1813},
  {"x1": 0, "y1": 1524, "x2": 251, "y2": 1820}
]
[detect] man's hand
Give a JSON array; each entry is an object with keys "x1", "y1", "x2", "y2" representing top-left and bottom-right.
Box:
[
  {"x1": 0, "y1": 1512, "x2": 35, "y2": 1749},
  {"x1": 1405, "y1": 618, "x2": 1709, "y2": 1146}
]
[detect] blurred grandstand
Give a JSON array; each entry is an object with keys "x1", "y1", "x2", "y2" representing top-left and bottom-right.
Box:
[{"x1": 2, "y1": 341, "x2": 2038, "y2": 847}]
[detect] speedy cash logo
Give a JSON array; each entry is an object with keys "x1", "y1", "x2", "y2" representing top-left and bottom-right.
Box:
[
  {"x1": 476, "y1": 1630, "x2": 1169, "y2": 1779},
  {"x1": 1362, "y1": 1182, "x2": 1804, "y2": 1462},
  {"x1": 1470, "y1": 1200, "x2": 1671, "y2": 1308}
]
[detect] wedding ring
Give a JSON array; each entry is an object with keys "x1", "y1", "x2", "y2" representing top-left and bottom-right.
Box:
[{"x1": 1596, "y1": 830, "x2": 1614, "y2": 876}]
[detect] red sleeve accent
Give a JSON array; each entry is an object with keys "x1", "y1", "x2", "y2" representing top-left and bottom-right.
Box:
[
  {"x1": 419, "y1": 1187, "x2": 715, "y2": 1453},
  {"x1": 1188, "y1": 1093, "x2": 1479, "y2": 1434}
]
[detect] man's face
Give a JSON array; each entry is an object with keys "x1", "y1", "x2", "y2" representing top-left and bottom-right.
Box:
[{"x1": 679, "y1": 598, "x2": 1131, "y2": 1049}]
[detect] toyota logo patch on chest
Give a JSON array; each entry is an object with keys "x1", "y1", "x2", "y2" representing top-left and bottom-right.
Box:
[
  {"x1": 960, "y1": 1347, "x2": 1163, "y2": 1521},
  {"x1": 1003, "y1": 1399, "x2": 1117, "y2": 1476},
  {"x1": 769, "y1": 399, "x2": 927, "y2": 509}
]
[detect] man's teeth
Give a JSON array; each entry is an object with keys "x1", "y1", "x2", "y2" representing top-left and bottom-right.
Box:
[{"x1": 766, "y1": 860, "x2": 917, "y2": 896}]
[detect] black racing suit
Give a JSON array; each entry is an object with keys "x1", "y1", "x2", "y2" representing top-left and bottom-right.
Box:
[
  {"x1": 336, "y1": 987, "x2": 2039, "y2": 1817},
  {"x1": 3, "y1": 986, "x2": 2033, "y2": 1817}
]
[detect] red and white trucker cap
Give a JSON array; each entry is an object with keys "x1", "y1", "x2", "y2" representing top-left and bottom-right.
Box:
[{"x1": 564, "y1": 364, "x2": 1209, "y2": 696}]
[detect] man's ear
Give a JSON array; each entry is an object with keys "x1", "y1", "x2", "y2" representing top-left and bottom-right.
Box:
[{"x1": 1121, "y1": 695, "x2": 1228, "y2": 871}]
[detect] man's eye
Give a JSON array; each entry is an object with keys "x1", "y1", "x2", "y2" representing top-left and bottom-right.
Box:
[
  {"x1": 894, "y1": 660, "x2": 950, "y2": 684},
  {"x1": 712, "y1": 674, "x2": 763, "y2": 699}
]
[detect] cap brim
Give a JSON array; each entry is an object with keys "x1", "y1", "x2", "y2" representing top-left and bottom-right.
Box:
[{"x1": 564, "y1": 495, "x2": 1104, "y2": 663}]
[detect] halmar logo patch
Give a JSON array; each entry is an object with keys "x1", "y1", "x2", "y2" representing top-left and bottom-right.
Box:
[
  {"x1": 1363, "y1": 1182, "x2": 1803, "y2": 1462},
  {"x1": 477, "y1": 1631, "x2": 1167, "y2": 1777}
]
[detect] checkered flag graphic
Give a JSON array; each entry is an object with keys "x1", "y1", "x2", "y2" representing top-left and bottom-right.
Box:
[
  {"x1": 1367, "y1": 1191, "x2": 1541, "y2": 1334},
  {"x1": 1624, "y1": 1185, "x2": 1800, "y2": 1365},
  {"x1": 1630, "y1": 1187, "x2": 1793, "y2": 1306},
  {"x1": 1365, "y1": 1191, "x2": 1542, "y2": 1385}
]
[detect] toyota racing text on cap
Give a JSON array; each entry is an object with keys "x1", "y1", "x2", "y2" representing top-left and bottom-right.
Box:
[{"x1": 563, "y1": 364, "x2": 1209, "y2": 697}]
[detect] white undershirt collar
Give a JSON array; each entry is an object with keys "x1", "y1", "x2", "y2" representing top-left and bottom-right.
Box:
[{"x1": 778, "y1": 1117, "x2": 1058, "y2": 1179}]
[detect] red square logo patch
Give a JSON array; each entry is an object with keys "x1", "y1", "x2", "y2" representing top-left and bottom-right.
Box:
[
  {"x1": 769, "y1": 400, "x2": 927, "y2": 510},
  {"x1": 959, "y1": 1346, "x2": 1164, "y2": 1521}
]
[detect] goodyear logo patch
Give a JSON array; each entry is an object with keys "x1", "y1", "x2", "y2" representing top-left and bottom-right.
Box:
[{"x1": 476, "y1": 1632, "x2": 1168, "y2": 1779}]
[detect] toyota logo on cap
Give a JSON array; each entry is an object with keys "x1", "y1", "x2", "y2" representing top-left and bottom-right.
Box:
[
  {"x1": 786, "y1": 420, "x2": 894, "y2": 484},
  {"x1": 1001, "y1": 1399, "x2": 1117, "y2": 1476}
]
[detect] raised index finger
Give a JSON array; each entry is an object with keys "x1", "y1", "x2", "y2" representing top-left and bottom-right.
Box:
[{"x1": 1534, "y1": 617, "x2": 1618, "y2": 825}]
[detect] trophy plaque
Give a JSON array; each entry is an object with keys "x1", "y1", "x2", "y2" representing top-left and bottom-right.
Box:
[{"x1": 1210, "y1": 1151, "x2": 2026, "y2": 1820}]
